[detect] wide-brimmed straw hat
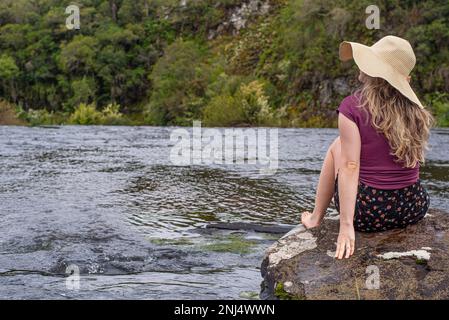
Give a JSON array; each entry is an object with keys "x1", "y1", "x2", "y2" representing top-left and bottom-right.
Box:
[{"x1": 339, "y1": 35, "x2": 424, "y2": 108}]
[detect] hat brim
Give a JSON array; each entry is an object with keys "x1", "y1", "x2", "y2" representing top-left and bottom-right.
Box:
[{"x1": 339, "y1": 41, "x2": 424, "y2": 109}]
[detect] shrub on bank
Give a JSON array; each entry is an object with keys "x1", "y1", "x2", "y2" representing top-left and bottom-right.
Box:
[
  {"x1": 204, "y1": 79, "x2": 281, "y2": 127},
  {"x1": 427, "y1": 93, "x2": 449, "y2": 127},
  {"x1": 203, "y1": 94, "x2": 246, "y2": 127},
  {"x1": 100, "y1": 103, "x2": 128, "y2": 125},
  {"x1": 68, "y1": 103, "x2": 101, "y2": 125},
  {"x1": 68, "y1": 103, "x2": 128, "y2": 125},
  {"x1": 1, "y1": 101, "x2": 134, "y2": 126},
  {"x1": 434, "y1": 101, "x2": 449, "y2": 127}
]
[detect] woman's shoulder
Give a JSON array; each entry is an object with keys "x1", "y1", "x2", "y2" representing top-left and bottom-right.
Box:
[
  {"x1": 337, "y1": 94, "x2": 362, "y2": 123},
  {"x1": 340, "y1": 94, "x2": 361, "y2": 109}
]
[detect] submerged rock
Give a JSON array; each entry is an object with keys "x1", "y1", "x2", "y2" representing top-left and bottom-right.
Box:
[
  {"x1": 260, "y1": 209, "x2": 449, "y2": 300},
  {"x1": 206, "y1": 222, "x2": 293, "y2": 234}
]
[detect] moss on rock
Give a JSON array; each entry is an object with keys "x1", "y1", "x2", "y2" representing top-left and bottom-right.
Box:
[{"x1": 200, "y1": 234, "x2": 257, "y2": 254}]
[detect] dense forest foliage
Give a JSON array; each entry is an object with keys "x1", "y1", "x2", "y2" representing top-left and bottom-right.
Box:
[{"x1": 0, "y1": 0, "x2": 448, "y2": 126}]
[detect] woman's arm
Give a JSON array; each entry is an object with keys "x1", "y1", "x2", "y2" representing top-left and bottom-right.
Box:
[{"x1": 335, "y1": 113, "x2": 361, "y2": 259}]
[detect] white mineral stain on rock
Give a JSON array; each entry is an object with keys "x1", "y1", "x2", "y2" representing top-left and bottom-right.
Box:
[
  {"x1": 266, "y1": 225, "x2": 317, "y2": 266},
  {"x1": 208, "y1": 0, "x2": 271, "y2": 39},
  {"x1": 282, "y1": 224, "x2": 305, "y2": 238},
  {"x1": 283, "y1": 281, "x2": 293, "y2": 293},
  {"x1": 377, "y1": 249, "x2": 431, "y2": 261}
]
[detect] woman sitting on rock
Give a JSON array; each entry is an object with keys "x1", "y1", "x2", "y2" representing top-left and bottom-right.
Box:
[{"x1": 301, "y1": 35, "x2": 433, "y2": 259}]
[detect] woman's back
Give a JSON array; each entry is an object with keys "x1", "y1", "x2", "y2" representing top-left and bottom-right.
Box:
[{"x1": 338, "y1": 94, "x2": 419, "y2": 189}]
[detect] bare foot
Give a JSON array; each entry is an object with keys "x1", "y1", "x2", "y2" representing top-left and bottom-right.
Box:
[{"x1": 301, "y1": 211, "x2": 322, "y2": 229}]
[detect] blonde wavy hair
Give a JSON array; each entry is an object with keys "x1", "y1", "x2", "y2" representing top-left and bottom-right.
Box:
[{"x1": 356, "y1": 73, "x2": 433, "y2": 168}]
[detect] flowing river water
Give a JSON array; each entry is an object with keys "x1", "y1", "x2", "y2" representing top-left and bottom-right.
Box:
[{"x1": 0, "y1": 126, "x2": 448, "y2": 299}]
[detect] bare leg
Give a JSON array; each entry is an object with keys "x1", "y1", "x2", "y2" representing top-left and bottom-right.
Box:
[{"x1": 301, "y1": 137, "x2": 341, "y2": 228}]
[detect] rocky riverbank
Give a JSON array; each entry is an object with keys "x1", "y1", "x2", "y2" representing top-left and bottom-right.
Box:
[
  {"x1": 0, "y1": 100, "x2": 24, "y2": 125},
  {"x1": 260, "y1": 209, "x2": 449, "y2": 300}
]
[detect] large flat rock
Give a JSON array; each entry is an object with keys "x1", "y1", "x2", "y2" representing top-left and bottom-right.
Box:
[{"x1": 260, "y1": 209, "x2": 449, "y2": 300}]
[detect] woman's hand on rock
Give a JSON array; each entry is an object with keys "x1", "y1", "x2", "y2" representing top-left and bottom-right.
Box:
[{"x1": 335, "y1": 223, "x2": 355, "y2": 259}]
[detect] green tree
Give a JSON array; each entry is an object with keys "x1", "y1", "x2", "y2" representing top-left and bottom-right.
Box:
[
  {"x1": 0, "y1": 54, "x2": 20, "y2": 103},
  {"x1": 58, "y1": 36, "x2": 99, "y2": 75},
  {"x1": 146, "y1": 39, "x2": 212, "y2": 125},
  {"x1": 69, "y1": 77, "x2": 97, "y2": 108}
]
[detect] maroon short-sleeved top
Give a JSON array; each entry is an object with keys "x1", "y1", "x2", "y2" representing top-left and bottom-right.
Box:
[{"x1": 337, "y1": 95, "x2": 419, "y2": 189}]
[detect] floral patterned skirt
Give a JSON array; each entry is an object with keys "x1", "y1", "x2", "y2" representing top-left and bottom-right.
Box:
[{"x1": 333, "y1": 176, "x2": 430, "y2": 232}]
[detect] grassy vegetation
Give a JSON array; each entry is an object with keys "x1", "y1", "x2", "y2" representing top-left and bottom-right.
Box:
[
  {"x1": 13, "y1": 102, "x2": 144, "y2": 126},
  {"x1": 0, "y1": 0, "x2": 448, "y2": 127}
]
